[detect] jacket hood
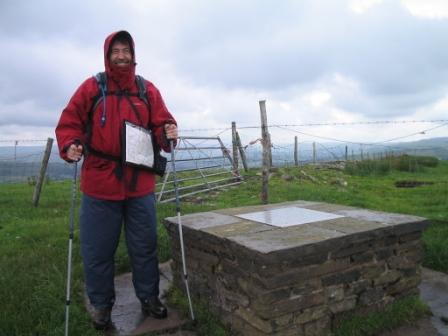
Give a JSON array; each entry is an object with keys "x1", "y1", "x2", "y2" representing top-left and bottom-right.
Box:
[{"x1": 104, "y1": 30, "x2": 136, "y2": 89}]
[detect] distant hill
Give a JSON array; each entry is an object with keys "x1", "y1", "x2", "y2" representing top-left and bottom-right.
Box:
[
  {"x1": 265, "y1": 137, "x2": 448, "y2": 163},
  {"x1": 0, "y1": 137, "x2": 447, "y2": 183},
  {"x1": 388, "y1": 137, "x2": 448, "y2": 160}
]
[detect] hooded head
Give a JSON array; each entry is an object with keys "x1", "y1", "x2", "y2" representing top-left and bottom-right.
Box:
[{"x1": 104, "y1": 30, "x2": 136, "y2": 89}]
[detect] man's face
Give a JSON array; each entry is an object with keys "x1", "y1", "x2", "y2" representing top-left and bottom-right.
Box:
[{"x1": 109, "y1": 40, "x2": 132, "y2": 67}]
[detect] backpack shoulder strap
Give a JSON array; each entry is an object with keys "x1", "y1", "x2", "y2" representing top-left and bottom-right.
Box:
[
  {"x1": 95, "y1": 71, "x2": 107, "y2": 94},
  {"x1": 135, "y1": 75, "x2": 149, "y2": 106},
  {"x1": 92, "y1": 72, "x2": 108, "y2": 127},
  {"x1": 90, "y1": 72, "x2": 107, "y2": 115}
]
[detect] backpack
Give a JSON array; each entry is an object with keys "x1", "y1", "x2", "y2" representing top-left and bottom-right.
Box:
[{"x1": 85, "y1": 72, "x2": 167, "y2": 180}]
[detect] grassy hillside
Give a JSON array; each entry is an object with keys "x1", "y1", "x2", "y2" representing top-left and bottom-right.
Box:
[{"x1": 0, "y1": 159, "x2": 447, "y2": 335}]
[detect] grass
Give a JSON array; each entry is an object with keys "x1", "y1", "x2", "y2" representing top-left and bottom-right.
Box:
[
  {"x1": 333, "y1": 296, "x2": 432, "y2": 336},
  {"x1": 0, "y1": 182, "x2": 95, "y2": 335},
  {"x1": 344, "y1": 154, "x2": 439, "y2": 176},
  {"x1": 166, "y1": 287, "x2": 228, "y2": 336},
  {"x1": 0, "y1": 158, "x2": 447, "y2": 335}
]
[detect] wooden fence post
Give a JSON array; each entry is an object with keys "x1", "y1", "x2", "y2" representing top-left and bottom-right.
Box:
[
  {"x1": 33, "y1": 137, "x2": 54, "y2": 207},
  {"x1": 236, "y1": 131, "x2": 248, "y2": 172},
  {"x1": 259, "y1": 100, "x2": 270, "y2": 204},
  {"x1": 231, "y1": 122, "x2": 239, "y2": 169},
  {"x1": 345, "y1": 146, "x2": 348, "y2": 161},
  {"x1": 313, "y1": 142, "x2": 316, "y2": 164},
  {"x1": 231, "y1": 121, "x2": 239, "y2": 174},
  {"x1": 294, "y1": 136, "x2": 298, "y2": 166}
]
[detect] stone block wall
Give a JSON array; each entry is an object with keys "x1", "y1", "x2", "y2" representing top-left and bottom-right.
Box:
[{"x1": 164, "y1": 201, "x2": 429, "y2": 335}]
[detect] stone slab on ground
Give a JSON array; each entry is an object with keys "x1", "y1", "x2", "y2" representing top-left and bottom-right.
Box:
[
  {"x1": 85, "y1": 261, "x2": 188, "y2": 336},
  {"x1": 419, "y1": 267, "x2": 448, "y2": 336}
]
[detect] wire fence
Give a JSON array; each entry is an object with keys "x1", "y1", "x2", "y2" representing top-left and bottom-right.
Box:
[
  {"x1": 0, "y1": 140, "x2": 74, "y2": 184},
  {"x1": 0, "y1": 119, "x2": 447, "y2": 184}
]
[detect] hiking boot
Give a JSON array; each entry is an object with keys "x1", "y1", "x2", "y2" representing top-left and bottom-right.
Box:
[
  {"x1": 92, "y1": 306, "x2": 112, "y2": 330},
  {"x1": 141, "y1": 296, "x2": 168, "y2": 319}
]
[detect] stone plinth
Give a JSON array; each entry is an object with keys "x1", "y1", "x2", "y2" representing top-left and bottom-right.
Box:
[{"x1": 164, "y1": 201, "x2": 429, "y2": 336}]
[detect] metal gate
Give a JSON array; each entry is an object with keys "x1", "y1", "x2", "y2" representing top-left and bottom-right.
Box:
[{"x1": 156, "y1": 136, "x2": 243, "y2": 203}]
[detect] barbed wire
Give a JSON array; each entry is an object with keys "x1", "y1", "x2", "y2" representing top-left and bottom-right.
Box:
[
  {"x1": 274, "y1": 121, "x2": 448, "y2": 148},
  {"x1": 372, "y1": 122, "x2": 448, "y2": 144},
  {"x1": 0, "y1": 119, "x2": 446, "y2": 165},
  {"x1": 178, "y1": 119, "x2": 448, "y2": 132},
  {"x1": 1, "y1": 119, "x2": 446, "y2": 143}
]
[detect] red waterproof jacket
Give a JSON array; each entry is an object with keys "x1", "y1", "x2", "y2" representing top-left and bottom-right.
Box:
[{"x1": 55, "y1": 31, "x2": 176, "y2": 200}]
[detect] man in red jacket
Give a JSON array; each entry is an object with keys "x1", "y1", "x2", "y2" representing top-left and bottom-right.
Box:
[{"x1": 56, "y1": 30, "x2": 177, "y2": 330}]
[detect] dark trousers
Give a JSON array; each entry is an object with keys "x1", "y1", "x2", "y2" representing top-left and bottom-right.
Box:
[{"x1": 80, "y1": 193, "x2": 159, "y2": 309}]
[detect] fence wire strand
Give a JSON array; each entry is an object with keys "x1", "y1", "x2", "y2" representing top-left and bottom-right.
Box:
[{"x1": 1, "y1": 119, "x2": 447, "y2": 183}]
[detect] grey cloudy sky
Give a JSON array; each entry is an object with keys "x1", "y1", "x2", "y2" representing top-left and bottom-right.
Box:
[{"x1": 1, "y1": 0, "x2": 448, "y2": 146}]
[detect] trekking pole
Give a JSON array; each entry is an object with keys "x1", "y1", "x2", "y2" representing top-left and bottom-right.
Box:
[
  {"x1": 64, "y1": 161, "x2": 78, "y2": 336},
  {"x1": 170, "y1": 140, "x2": 195, "y2": 321}
]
